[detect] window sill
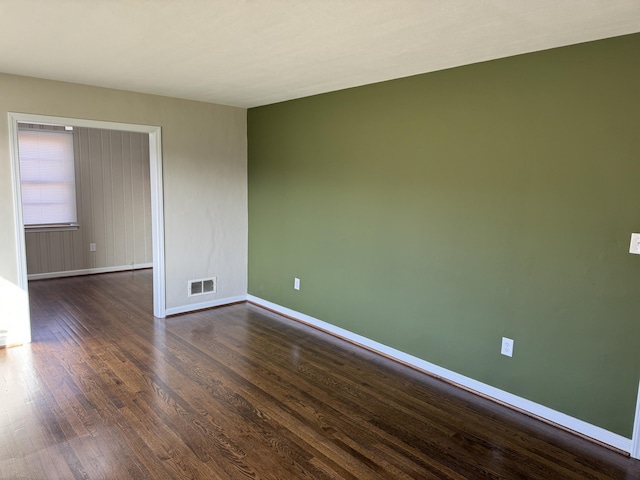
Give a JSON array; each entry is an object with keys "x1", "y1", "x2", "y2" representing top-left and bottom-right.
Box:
[{"x1": 25, "y1": 225, "x2": 79, "y2": 233}]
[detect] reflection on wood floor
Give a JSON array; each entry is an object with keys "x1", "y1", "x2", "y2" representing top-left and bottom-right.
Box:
[{"x1": 1, "y1": 269, "x2": 638, "y2": 479}]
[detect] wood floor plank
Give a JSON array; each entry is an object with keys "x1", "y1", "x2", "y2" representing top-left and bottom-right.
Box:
[{"x1": 1, "y1": 270, "x2": 638, "y2": 479}]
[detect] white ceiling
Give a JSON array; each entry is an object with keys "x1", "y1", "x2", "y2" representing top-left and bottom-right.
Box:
[{"x1": 1, "y1": 1, "x2": 639, "y2": 108}]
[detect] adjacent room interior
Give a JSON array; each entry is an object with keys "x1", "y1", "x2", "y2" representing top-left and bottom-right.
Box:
[
  {"x1": 1, "y1": 2, "x2": 639, "y2": 478},
  {"x1": 20, "y1": 122, "x2": 152, "y2": 280}
]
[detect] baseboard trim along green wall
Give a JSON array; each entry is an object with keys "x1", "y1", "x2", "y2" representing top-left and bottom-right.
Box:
[{"x1": 248, "y1": 294, "x2": 638, "y2": 456}]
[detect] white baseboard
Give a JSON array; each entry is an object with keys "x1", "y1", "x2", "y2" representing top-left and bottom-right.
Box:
[
  {"x1": 28, "y1": 263, "x2": 153, "y2": 281},
  {"x1": 165, "y1": 295, "x2": 248, "y2": 316},
  {"x1": 247, "y1": 294, "x2": 633, "y2": 455}
]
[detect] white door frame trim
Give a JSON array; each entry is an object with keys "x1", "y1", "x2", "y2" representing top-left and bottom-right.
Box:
[
  {"x1": 632, "y1": 379, "x2": 640, "y2": 459},
  {"x1": 8, "y1": 112, "x2": 166, "y2": 336}
]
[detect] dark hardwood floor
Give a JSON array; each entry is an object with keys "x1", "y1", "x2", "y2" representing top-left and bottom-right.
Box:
[{"x1": 1, "y1": 270, "x2": 638, "y2": 479}]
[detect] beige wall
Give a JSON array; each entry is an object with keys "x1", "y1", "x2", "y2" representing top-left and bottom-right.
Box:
[
  {"x1": 0, "y1": 73, "x2": 247, "y2": 314},
  {"x1": 25, "y1": 127, "x2": 153, "y2": 276}
]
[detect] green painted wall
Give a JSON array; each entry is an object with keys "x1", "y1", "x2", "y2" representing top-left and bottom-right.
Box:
[{"x1": 247, "y1": 33, "x2": 640, "y2": 437}]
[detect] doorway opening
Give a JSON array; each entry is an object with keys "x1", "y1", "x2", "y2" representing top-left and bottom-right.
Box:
[{"x1": 8, "y1": 113, "x2": 166, "y2": 344}]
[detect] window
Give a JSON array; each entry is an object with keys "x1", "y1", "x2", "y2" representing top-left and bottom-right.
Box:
[{"x1": 18, "y1": 125, "x2": 77, "y2": 229}]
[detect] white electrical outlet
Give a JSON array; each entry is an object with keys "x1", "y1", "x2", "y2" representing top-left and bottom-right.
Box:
[
  {"x1": 501, "y1": 337, "x2": 514, "y2": 357},
  {"x1": 630, "y1": 233, "x2": 640, "y2": 254},
  {"x1": 294, "y1": 277, "x2": 300, "y2": 290},
  {"x1": 89, "y1": 243, "x2": 96, "y2": 252}
]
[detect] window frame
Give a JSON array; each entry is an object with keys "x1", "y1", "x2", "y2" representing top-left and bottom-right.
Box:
[{"x1": 17, "y1": 123, "x2": 79, "y2": 232}]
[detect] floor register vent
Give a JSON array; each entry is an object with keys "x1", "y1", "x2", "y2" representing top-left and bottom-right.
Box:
[{"x1": 189, "y1": 277, "x2": 217, "y2": 296}]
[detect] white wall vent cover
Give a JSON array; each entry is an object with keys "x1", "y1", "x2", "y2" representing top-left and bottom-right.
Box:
[{"x1": 188, "y1": 277, "x2": 217, "y2": 297}]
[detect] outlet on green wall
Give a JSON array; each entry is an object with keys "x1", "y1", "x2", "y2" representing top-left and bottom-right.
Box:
[{"x1": 248, "y1": 33, "x2": 640, "y2": 437}]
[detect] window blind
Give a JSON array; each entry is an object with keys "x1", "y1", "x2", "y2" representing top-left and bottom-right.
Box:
[{"x1": 18, "y1": 128, "x2": 77, "y2": 227}]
